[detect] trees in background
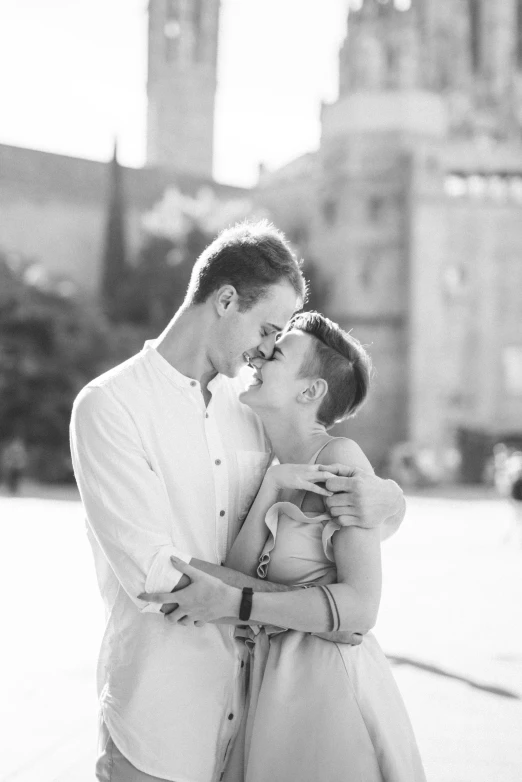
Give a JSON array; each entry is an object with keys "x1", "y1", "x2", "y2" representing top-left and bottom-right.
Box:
[
  {"x1": 0, "y1": 253, "x2": 111, "y2": 482},
  {"x1": 112, "y1": 186, "x2": 260, "y2": 331}
]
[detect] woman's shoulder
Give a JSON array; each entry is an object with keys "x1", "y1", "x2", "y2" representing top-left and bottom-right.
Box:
[{"x1": 317, "y1": 437, "x2": 374, "y2": 474}]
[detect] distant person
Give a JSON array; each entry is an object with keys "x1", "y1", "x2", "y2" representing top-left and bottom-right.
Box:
[
  {"x1": 508, "y1": 455, "x2": 522, "y2": 547},
  {"x1": 492, "y1": 442, "x2": 512, "y2": 496},
  {"x1": 70, "y1": 221, "x2": 405, "y2": 782},
  {"x1": 2, "y1": 437, "x2": 27, "y2": 495}
]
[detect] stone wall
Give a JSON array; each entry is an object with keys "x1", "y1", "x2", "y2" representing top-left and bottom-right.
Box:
[
  {"x1": 409, "y1": 151, "x2": 522, "y2": 450},
  {"x1": 0, "y1": 144, "x2": 245, "y2": 296}
]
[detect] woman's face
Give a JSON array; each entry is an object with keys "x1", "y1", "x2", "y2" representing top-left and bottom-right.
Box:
[{"x1": 239, "y1": 329, "x2": 315, "y2": 417}]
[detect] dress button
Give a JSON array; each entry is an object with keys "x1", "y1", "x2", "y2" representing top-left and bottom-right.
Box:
[
  {"x1": 228, "y1": 713, "x2": 234, "y2": 720},
  {"x1": 219, "y1": 510, "x2": 225, "y2": 517},
  {"x1": 190, "y1": 380, "x2": 196, "y2": 387},
  {"x1": 215, "y1": 459, "x2": 221, "y2": 465}
]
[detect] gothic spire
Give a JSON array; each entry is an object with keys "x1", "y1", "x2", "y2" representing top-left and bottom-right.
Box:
[{"x1": 101, "y1": 140, "x2": 128, "y2": 319}]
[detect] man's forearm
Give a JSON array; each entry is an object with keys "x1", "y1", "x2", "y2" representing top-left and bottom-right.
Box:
[
  {"x1": 161, "y1": 565, "x2": 291, "y2": 616},
  {"x1": 190, "y1": 559, "x2": 293, "y2": 592}
]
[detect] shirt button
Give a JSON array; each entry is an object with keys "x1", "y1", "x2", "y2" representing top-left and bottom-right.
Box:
[
  {"x1": 205, "y1": 413, "x2": 209, "y2": 418},
  {"x1": 215, "y1": 459, "x2": 221, "y2": 465},
  {"x1": 228, "y1": 713, "x2": 234, "y2": 720},
  {"x1": 240, "y1": 660, "x2": 245, "y2": 668},
  {"x1": 219, "y1": 510, "x2": 225, "y2": 517},
  {"x1": 190, "y1": 380, "x2": 196, "y2": 387}
]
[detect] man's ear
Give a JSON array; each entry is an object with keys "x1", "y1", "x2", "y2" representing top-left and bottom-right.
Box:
[
  {"x1": 214, "y1": 285, "x2": 239, "y2": 316},
  {"x1": 298, "y1": 378, "x2": 328, "y2": 406}
]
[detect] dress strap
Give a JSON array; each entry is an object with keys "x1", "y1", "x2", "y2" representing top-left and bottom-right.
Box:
[{"x1": 308, "y1": 436, "x2": 347, "y2": 466}]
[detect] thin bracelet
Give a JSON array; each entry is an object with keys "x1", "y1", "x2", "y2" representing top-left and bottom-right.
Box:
[
  {"x1": 318, "y1": 585, "x2": 335, "y2": 632},
  {"x1": 323, "y1": 585, "x2": 341, "y2": 631},
  {"x1": 319, "y1": 585, "x2": 341, "y2": 632}
]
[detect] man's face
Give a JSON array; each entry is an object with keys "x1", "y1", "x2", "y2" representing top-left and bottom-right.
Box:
[{"x1": 216, "y1": 282, "x2": 300, "y2": 378}]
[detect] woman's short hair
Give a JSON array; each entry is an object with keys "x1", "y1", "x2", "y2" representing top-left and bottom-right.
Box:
[
  {"x1": 290, "y1": 311, "x2": 372, "y2": 428},
  {"x1": 186, "y1": 220, "x2": 307, "y2": 310}
]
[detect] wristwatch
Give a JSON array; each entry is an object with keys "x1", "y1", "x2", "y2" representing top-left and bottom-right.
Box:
[{"x1": 239, "y1": 587, "x2": 253, "y2": 621}]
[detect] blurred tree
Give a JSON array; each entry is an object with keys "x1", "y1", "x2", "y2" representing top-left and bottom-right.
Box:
[
  {"x1": 284, "y1": 224, "x2": 332, "y2": 316},
  {"x1": 301, "y1": 256, "x2": 332, "y2": 315},
  {"x1": 101, "y1": 141, "x2": 129, "y2": 321},
  {"x1": 116, "y1": 233, "x2": 194, "y2": 330},
  {"x1": 115, "y1": 187, "x2": 260, "y2": 331},
  {"x1": 0, "y1": 253, "x2": 111, "y2": 482}
]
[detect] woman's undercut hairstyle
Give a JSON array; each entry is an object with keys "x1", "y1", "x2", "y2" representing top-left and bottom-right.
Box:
[
  {"x1": 186, "y1": 220, "x2": 307, "y2": 311},
  {"x1": 290, "y1": 311, "x2": 372, "y2": 428}
]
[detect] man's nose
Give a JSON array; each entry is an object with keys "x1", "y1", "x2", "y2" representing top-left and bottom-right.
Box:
[{"x1": 258, "y1": 333, "x2": 277, "y2": 359}]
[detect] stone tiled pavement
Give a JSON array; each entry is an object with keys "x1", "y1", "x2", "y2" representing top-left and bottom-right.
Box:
[{"x1": 1, "y1": 486, "x2": 521, "y2": 781}]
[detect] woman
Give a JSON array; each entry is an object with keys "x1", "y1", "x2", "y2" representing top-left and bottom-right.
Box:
[{"x1": 147, "y1": 311, "x2": 425, "y2": 782}]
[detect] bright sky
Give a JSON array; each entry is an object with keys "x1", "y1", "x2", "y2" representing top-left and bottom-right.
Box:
[{"x1": 0, "y1": 0, "x2": 348, "y2": 187}]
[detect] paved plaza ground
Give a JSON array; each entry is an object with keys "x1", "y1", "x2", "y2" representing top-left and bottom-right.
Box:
[{"x1": 1, "y1": 485, "x2": 521, "y2": 781}]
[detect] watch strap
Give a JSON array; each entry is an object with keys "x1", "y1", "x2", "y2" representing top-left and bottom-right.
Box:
[{"x1": 239, "y1": 587, "x2": 254, "y2": 621}]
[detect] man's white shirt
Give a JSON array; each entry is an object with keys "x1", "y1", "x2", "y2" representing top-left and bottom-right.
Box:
[{"x1": 70, "y1": 341, "x2": 271, "y2": 782}]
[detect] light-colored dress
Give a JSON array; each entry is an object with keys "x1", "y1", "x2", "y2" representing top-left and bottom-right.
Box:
[{"x1": 229, "y1": 459, "x2": 426, "y2": 782}]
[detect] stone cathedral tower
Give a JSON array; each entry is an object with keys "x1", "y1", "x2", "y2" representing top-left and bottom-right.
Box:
[
  {"x1": 341, "y1": 0, "x2": 522, "y2": 139},
  {"x1": 256, "y1": 0, "x2": 522, "y2": 468},
  {"x1": 147, "y1": 0, "x2": 220, "y2": 178}
]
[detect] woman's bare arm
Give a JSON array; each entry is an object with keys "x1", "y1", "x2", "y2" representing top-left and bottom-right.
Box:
[
  {"x1": 244, "y1": 434, "x2": 381, "y2": 633},
  {"x1": 150, "y1": 522, "x2": 381, "y2": 636},
  {"x1": 151, "y1": 438, "x2": 382, "y2": 635},
  {"x1": 244, "y1": 524, "x2": 381, "y2": 633}
]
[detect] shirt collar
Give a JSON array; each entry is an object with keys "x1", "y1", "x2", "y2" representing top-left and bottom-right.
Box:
[{"x1": 142, "y1": 340, "x2": 225, "y2": 393}]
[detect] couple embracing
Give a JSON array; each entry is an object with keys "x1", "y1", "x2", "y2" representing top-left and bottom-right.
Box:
[{"x1": 71, "y1": 221, "x2": 426, "y2": 782}]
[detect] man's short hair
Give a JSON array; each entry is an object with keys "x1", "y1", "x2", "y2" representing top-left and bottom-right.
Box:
[
  {"x1": 290, "y1": 311, "x2": 372, "y2": 428},
  {"x1": 186, "y1": 220, "x2": 307, "y2": 311}
]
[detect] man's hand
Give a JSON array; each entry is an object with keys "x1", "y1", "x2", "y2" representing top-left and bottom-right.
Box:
[
  {"x1": 265, "y1": 463, "x2": 337, "y2": 497},
  {"x1": 158, "y1": 573, "x2": 191, "y2": 615},
  {"x1": 139, "y1": 557, "x2": 239, "y2": 625},
  {"x1": 324, "y1": 465, "x2": 404, "y2": 529}
]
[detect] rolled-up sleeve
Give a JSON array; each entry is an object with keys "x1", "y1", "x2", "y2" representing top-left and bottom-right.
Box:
[{"x1": 70, "y1": 384, "x2": 191, "y2": 613}]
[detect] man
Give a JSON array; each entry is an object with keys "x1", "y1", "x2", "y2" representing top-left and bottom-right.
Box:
[{"x1": 70, "y1": 221, "x2": 404, "y2": 782}]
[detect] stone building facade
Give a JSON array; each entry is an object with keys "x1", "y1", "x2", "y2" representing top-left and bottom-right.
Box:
[{"x1": 256, "y1": 0, "x2": 522, "y2": 467}]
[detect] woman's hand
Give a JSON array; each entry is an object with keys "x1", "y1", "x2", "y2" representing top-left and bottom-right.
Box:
[
  {"x1": 265, "y1": 463, "x2": 337, "y2": 497},
  {"x1": 138, "y1": 557, "x2": 240, "y2": 626}
]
